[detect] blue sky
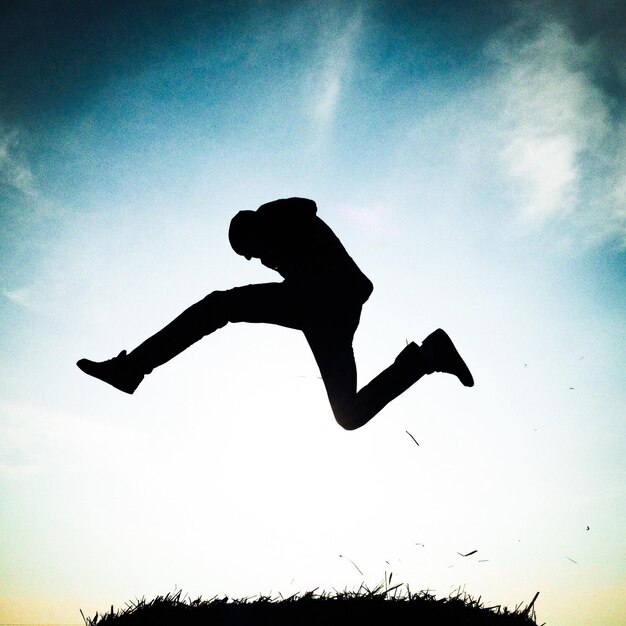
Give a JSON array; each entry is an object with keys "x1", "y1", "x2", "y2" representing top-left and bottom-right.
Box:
[{"x1": 1, "y1": 1, "x2": 625, "y2": 624}]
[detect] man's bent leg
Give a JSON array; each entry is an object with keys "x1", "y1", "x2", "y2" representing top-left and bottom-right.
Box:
[
  {"x1": 344, "y1": 330, "x2": 474, "y2": 429},
  {"x1": 313, "y1": 330, "x2": 472, "y2": 430},
  {"x1": 309, "y1": 339, "x2": 427, "y2": 430},
  {"x1": 303, "y1": 306, "x2": 408, "y2": 431},
  {"x1": 347, "y1": 342, "x2": 427, "y2": 428},
  {"x1": 304, "y1": 330, "x2": 359, "y2": 430}
]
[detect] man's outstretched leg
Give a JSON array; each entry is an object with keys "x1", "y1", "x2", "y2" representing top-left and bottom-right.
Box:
[
  {"x1": 77, "y1": 283, "x2": 301, "y2": 393},
  {"x1": 77, "y1": 291, "x2": 230, "y2": 393}
]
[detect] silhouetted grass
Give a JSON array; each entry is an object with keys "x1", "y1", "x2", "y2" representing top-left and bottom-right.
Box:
[{"x1": 82, "y1": 583, "x2": 542, "y2": 626}]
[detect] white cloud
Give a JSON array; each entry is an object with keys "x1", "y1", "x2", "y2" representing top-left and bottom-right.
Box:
[
  {"x1": 491, "y1": 18, "x2": 626, "y2": 245},
  {"x1": 306, "y1": 7, "x2": 363, "y2": 131},
  {"x1": 2, "y1": 286, "x2": 34, "y2": 309},
  {"x1": 502, "y1": 133, "x2": 577, "y2": 221},
  {"x1": 0, "y1": 124, "x2": 36, "y2": 197},
  {"x1": 2, "y1": 282, "x2": 60, "y2": 315},
  {"x1": 494, "y1": 22, "x2": 606, "y2": 220}
]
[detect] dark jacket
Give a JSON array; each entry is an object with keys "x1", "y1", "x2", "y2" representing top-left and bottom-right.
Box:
[{"x1": 255, "y1": 198, "x2": 373, "y2": 303}]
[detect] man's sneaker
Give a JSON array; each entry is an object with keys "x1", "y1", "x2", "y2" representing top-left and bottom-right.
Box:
[
  {"x1": 422, "y1": 329, "x2": 474, "y2": 387},
  {"x1": 76, "y1": 350, "x2": 144, "y2": 394}
]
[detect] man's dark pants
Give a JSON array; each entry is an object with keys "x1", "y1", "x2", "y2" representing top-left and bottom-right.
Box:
[{"x1": 129, "y1": 282, "x2": 424, "y2": 430}]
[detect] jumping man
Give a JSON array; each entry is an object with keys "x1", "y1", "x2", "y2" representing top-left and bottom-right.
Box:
[{"x1": 77, "y1": 197, "x2": 473, "y2": 430}]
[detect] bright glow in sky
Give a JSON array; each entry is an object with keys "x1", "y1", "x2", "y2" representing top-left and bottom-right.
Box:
[{"x1": 1, "y1": 2, "x2": 625, "y2": 625}]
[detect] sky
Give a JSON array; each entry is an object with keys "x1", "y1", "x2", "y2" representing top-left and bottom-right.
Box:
[{"x1": 1, "y1": 1, "x2": 625, "y2": 624}]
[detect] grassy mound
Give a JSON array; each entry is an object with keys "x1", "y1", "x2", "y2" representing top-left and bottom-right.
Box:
[{"x1": 83, "y1": 584, "x2": 541, "y2": 626}]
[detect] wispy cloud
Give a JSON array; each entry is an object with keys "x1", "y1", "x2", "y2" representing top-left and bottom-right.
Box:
[
  {"x1": 491, "y1": 15, "x2": 626, "y2": 246},
  {"x1": 306, "y1": 6, "x2": 363, "y2": 132},
  {"x1": 2, "y1": 287, "x2": 35, "y2": 311},
  {"x1": 0, "y1": 123, "x2": 37, "y2": 197}
]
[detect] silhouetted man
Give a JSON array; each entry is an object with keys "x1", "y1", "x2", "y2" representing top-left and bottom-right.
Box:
[{"x1": 77, "y1": 197, "x2": 473, "y2": 430}]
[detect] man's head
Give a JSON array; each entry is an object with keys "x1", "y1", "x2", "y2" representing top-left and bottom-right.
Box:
[
  {"x1": 229, "y1": 210, "x2": 261, "y2": 260},
  {"x1": 229, "y1": 197, "x2": 317, "y2": 260}
]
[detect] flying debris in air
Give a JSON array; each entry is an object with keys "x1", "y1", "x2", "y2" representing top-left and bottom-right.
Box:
[
  {"x1": 569, "y1": 387, "x2": 575, "y2": 390},
  {"x1": 339, "y1": 554, "x2": 363, "y2": 575},
  {"x1": 586, "y1": 526, "x2": 590, "y2": 531},
  {"x1": 566, "y1": 556, "x2": 578, "y2": 564},
  {"x1": 406, "y1": 430, "x2": 419, "y2": 446},
  {"x1": 457, "y1": 550, "x2": 478, "y2": 557}
]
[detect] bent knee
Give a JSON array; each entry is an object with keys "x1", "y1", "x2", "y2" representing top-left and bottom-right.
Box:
[{"x1": 333, "y1": 408, "x2": 363, "y2": 431}]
